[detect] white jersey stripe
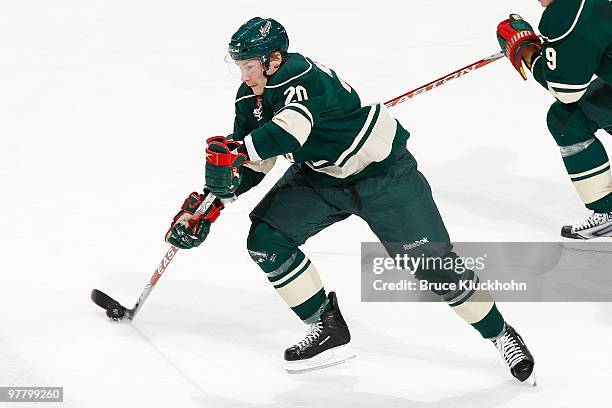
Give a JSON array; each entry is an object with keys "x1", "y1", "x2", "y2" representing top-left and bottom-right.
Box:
[
  {"x1": 275, "y1": 263, "x2": 323, "y2": 308},
  {"x1": 529, "y1": 55, "x2": 541, "y2": 74},
  {"x1": 305, "y1": 104, "x2": 397, "y2": 179},
  {"x1": 265, "y1": 60, "x2": 313, "y2": 89},
  {"x1": 548, "y1": 87, "x2": 588, "y2": 104},
  {"x1": 271, "y1": 257, "x2": 309, "y2": 287},
  {"x1": 573, "y1": 170, "x2": 612, "y2": 204},
  {"x1": 235, "y1": 94, "x2": 257, "y2": 103},
  {"x1": 335, "y1": 105, "x2": 376, "y2": 165},
  {"x1": 547, "y1": 81, "x2": 590, "y2": 90},
  {"x1": 243, "y1": 134, "x2": 262, "y2": 161},
  {"x1": 244, "y1": 157, "x2": 277, "y2": 174},
  {"x1": 272, "y1": 109, "x2": 312, "y2": 146},
  {"x1": 541, "y1": 0, "x2": 586, "y2": 43},
  {"x1": 283, "y1": 103, "x2": 314, "y2": 126},
  {"x1": 569, "y1": 162, "x2": 611, "y2": 179}
]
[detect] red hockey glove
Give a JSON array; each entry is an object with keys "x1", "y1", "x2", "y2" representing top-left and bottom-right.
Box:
[
  {"x1": 165, "y1": 190, "x2": 223, "y2": 249},
  {"x1": 497, "y1": 14, "x2": 542, "y2": 80},
  {"x1": 205, "y1": 136, "x2": 249, "y2": 199}
]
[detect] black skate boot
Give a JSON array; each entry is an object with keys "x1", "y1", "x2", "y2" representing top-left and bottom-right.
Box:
[
  {"x1": 284, "y1": 292, "x2": 355, "y2": 373},
  {"x1": 561, "y1": 211, "x2": 612, "y2": 240},
  {"x1": 492, "y1": 324, "x2": 536, "y2": 385}
]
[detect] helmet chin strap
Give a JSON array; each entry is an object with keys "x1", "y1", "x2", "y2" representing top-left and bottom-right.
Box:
[
  {"x1": 259, "y1": 54, "x2": 270, "y2": 71},
  {"x1": 262, "y1": 57, "x2": 275, "y2": 78}
]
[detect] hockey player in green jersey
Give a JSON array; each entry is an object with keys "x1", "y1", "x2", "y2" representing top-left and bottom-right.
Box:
[
  {"x1": 166, "y1": 17, "x2": 535, "y2": 382},
  {"x1": 496, "y1": 0, "x2": 612, "y2": 239}
]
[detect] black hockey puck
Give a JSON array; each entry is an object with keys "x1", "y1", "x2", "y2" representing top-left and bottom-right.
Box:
[{"x1": 106, "y1": 302, "x2": 126, "y2": 321}]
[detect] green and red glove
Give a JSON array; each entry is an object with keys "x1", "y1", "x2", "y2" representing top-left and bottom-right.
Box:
[
  {"x1": 497, "y1": 14, "x2": 542, "y2": 80},
  {"x1": 205, "y1": 136, "x2": 249, "y2": 199},
  {"x1": 165, "y1": 190, "x2": 223, "y2": 249}
]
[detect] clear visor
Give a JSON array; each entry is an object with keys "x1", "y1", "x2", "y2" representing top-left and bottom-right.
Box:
[{"x1": 224, "y1": 54, "x2": 264, "y2": 81}]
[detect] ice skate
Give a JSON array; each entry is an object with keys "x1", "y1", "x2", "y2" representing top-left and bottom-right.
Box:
[
  {"x1": 284, "y1": 292, "x2": 355, "y2": 373},
  {"x1": 560, "y1": 212, "x2": 612, "y2": 252},
  {"x1": 492, "y1": 324, "x2": 536, "y2": 385},
  {"x1": 561, "y1": 212, "x2": 612, "y2": 240}
]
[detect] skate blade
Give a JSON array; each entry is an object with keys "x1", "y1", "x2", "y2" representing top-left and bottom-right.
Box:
[
  {"x1": 285, "y1": 345, "x2": 356, "y2": 374},
  {"x1": 524, "y1": 372, "x2": 537, "y2": 387},
  {"x1": 560, "y1": 238, "x2": 612, "y2": 253}
]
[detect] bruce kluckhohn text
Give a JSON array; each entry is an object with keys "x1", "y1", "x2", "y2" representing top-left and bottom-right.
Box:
[{"x1": 372, "y1": 279, "x2": 528, "y2": 293}]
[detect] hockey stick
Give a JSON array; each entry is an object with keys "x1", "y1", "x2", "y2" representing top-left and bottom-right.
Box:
[
  {"x1": 91, "y1": 246, "x2": 179, "y2": 321},
  {"x1": 91, "y1": 193, "x2": 225, "y2": 321},
  {"x1": 384, "y1": 51, "x2": 504, "y2": 108},
  {"x1": 92, "y1": 52, "x2": 505, "y2": 321}
]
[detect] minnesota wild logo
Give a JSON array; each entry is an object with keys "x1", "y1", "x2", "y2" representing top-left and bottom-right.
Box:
[
  {"x1": 259, "y1": 20, "x2": 272, "y2": 37},
  {"x1": 253, "y1": 96, "x2": 263, "y2": 121}
]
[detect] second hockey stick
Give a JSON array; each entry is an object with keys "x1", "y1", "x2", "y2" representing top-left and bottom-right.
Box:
[{"x1": 384, "y1": 51, "x2": 504, "y2": 108}]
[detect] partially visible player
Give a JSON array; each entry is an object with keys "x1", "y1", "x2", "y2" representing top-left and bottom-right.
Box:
[
  {"x1": 496, "y1": 0, "x2": 612, "y2": 239},
  {"x1": 167, "y1": 17, "x2": 536, "y2": 383}
]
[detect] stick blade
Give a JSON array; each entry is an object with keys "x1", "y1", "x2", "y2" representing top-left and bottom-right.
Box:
[{"x1": 91, "y1": 289, "x2": 118, "y2": 310}]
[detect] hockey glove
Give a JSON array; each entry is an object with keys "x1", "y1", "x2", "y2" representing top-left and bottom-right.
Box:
[
  {"x1": 205, "y1": 136, "x2": 249, "y2": 199},
  {"x1": 165, "y1": 190, "x2": 223, "y2": 249},
  {"x1": 497, "y1": 14, "x2": 542, "y2": 80}
]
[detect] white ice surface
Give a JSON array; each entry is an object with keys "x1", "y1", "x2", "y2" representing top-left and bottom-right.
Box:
[{"x1": 1, "y1": 1, "x2": 612, "y2": 407}]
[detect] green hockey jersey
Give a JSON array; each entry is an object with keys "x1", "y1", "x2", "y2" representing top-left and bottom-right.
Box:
[
  {"x1": 530, "y1": 0, "x2": 612, "y2": 103},
  {"x1": 232, "y1": 53, "x2": 410, "y2": 188}
]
